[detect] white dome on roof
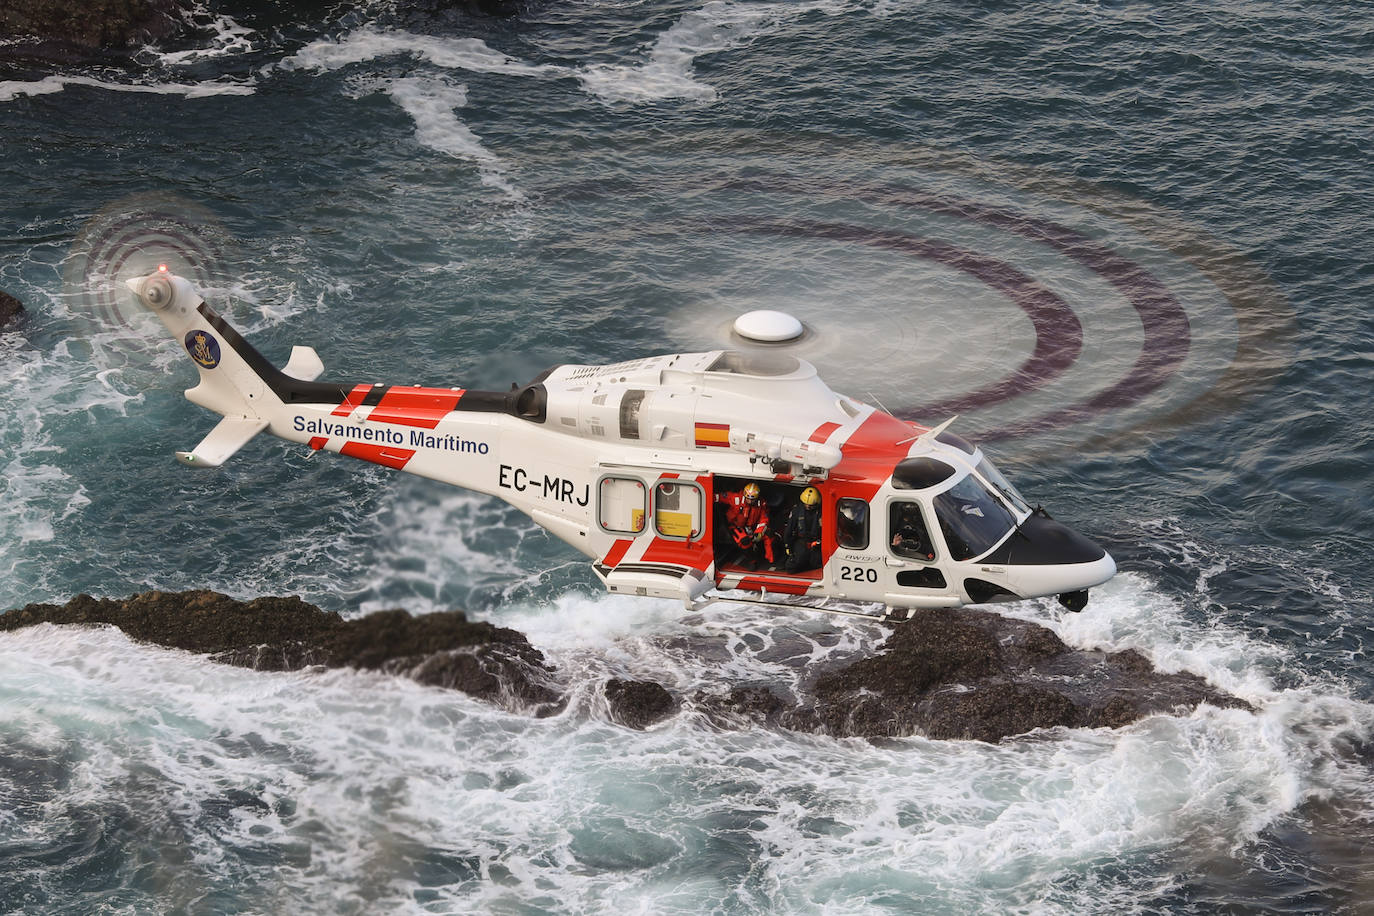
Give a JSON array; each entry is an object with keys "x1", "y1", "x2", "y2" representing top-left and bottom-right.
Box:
[{"x1": 733, "y1": 310, "x2": 804, "y2": 342}]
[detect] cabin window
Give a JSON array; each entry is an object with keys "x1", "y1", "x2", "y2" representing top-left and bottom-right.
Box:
[
  {"x1": 836, "y1": 497, "x2": 869, "y2": 549},
  {"x1": 619, "y1": 390, "x2": 645, "y2": 440},
  {"x1": 654, "y1": 480, "x2": 704, "y2": 540},
  {"x1": 888, "y1": 500, "x2": 937, "y2": 562},
  {"x1": 598, "y1": 476, "x2": 646, "y2": 534}
]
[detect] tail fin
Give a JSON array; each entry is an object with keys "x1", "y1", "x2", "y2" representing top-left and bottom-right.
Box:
[{"x1": 127, "y1": 268, "x2": 326, "y2": 467}]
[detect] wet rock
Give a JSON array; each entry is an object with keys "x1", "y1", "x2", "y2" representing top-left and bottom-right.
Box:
[
  {"x1": 695, "y1": 685, "x2": 789, "y2": 729},
  {"x1": 0, "y1": 291, "x2": 23, "y2": 331},
  {"x1": 814, "y1": 611, "x2": 1004, "y2": 701},
  {"x1": 678, "y1": 607, "x2": 1250, "y2": 743},
  {"x1": 0, "y1": 590, "x2": 563, "y2": 714},
  {"x1": 0, "y1": 0, "x2": 192, "y2": 58},
  {"x1": 916, "y1": 682, "x2": 1081, "y2": 743},
  {"x1": 604, "y1": 678, "x2": 676, "y2": 729},
  {"x1": 791, "y1": 608, "x2": 1251, "y2": 743},
  {"x1": 1, "y1": 0, "x2": 526, "y2": 61}
]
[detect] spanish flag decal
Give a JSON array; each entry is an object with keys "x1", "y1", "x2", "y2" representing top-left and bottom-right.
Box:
[{"x1": 694, "y1": 422, "x2": 730, "y2": 447}]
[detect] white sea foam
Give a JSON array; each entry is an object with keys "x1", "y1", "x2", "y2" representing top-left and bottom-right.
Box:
[
  {"x1": 578, "y1": 0, "x2": 836, "y2": 104},
  {"x1": 0, "y1": 327, "x2": 111, "y2": 598},
  {"x1": 147, "y1": 12, "x2": 257, "y2": 66},
  {"x1": 277, "y1": 3, "x2": 842, "y2": 118},
  {"x1": 0, "y1": 7, "x2": 262, "y2": 102},
  {"x1": 281, "y1": 26, "x2": 561, "y2": 79},
  {"x1": 999, "y1": 571, "x2": 1288, "y2": 703},
  {"x1": 0, "y1": 74, "x2": 254, "y2": 102},
  {"x1": 377, "y1": 76, "x2": 525, "y2": 201},
  {"x1": 280, "y1": 31, "x2": 534, "y2": 200},
  {"x1": 265, "y1": 5, "x2": 858, "y2": 201},
  {"x1": 352, "y1": 481, "x2": 535, "y2": 615}
]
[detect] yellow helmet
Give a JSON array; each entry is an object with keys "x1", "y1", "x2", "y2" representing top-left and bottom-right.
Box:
[
  {"x1": 743, "y1": 482, "x2": 761, "y2": 502},
  {"x1": 800, "y1": 486, "x2": 820, "y2": 507}
]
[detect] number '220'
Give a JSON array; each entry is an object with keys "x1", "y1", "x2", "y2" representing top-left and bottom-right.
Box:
[{"x1": 839, "y1": 565, "x2": 878, "y2": 583}]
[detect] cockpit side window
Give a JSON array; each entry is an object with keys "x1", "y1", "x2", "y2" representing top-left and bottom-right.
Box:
[
  {"x1": 888, "y1": 500, "x2": 936, "y2": 561},
  {"x1": 836, "y1": 497, "x2": 869, "y2": 549}
]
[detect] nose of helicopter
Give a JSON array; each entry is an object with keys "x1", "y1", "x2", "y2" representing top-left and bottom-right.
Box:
[
  {"x1": 981, "y1": 511, "x2": 1117, "y2": 600},
  {"x1": 1007, "y1": 512, "x2": 1111, "y2": 566}
]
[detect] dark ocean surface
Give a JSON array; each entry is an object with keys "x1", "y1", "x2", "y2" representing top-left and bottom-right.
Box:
[{"x1": 2, "y1": 1, "x2": 1372, "y2": 912}]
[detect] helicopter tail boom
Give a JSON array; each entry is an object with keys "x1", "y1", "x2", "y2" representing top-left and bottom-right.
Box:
[{"x1": 126, "y1": 268, "x2": 330, "y2": 465}]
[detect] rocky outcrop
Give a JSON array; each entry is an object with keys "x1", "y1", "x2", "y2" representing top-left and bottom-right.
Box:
[
  {"x1": 2, "y1": 591, "x2": 1250, "y2": 742},
  {"x1": 0, "y1": 291, "x2": 23, "y2": 331},
  {"x1": 691, "y1": 607, "x2": 1251, "y2": 743},
  {"x1": 0, "y1": 0, "x2": 191, "y2": 57},
  {"x1": 0, "y1": 0, "x2": 525, "y2": 60},
  {"x1": 0, "y1": 590, "x2": 563, "y2": 714}
]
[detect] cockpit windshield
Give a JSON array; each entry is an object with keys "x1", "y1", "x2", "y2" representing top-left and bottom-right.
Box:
[
  {"x1": 932, "y1": 473, "x2": 1017, "y2": 560},
  {"x1": 975, "y1": 457, "x2": 1030, "y2": 515}
]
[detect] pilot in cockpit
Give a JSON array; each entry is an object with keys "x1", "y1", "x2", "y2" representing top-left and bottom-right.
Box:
[{"x1": 890, "y1": 502, "x2": 935, "y2": 561}]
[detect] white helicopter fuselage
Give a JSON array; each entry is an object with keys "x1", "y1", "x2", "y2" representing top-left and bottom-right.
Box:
[{"x1": 129, "y1": 269, "x2": 1115, "y2": 619}]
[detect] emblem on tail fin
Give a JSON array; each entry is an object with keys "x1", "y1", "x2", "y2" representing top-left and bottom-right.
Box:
[{"x1": 184, "y1": 330, "x2": 221, "y2": 369}]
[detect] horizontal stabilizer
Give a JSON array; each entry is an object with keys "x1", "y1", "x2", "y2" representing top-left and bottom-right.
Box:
[{"x1": 175, "y1": 416, "x2": 269, "y2": 468}]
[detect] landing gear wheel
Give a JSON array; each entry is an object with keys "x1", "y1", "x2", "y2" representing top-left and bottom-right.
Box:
[{"x1": 1057, "y1": 590, "x2": 1089, "y2": 613}]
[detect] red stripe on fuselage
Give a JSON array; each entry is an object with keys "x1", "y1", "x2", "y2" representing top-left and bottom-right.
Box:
[
  {"x1": 810, "y1": 410, "x2": 925, "y2": 569},
  {"x1": 308, "y1": 436, "x2": 328, "y2": 450},
  {"x1": 368, "y1": 387, "x2": 465, "y2": 429},
  {"x1": 332, "y1": 384, "x2": 373, "y2": 417},
  {"x1": 602, "y1": 538, "x2": 634, "y2": 569},
  {"x1": 829, "y1": 410, "x2": 922, "y2": 502},
  {"x1": 733, "y1": 576, "x2": 813, "y2": 596},
  {"x1": 640, "y1": 537, "x2": 709, "y2": 574},
  {"x1": 809, "y1": 421, "x2": 841, "y2": 443},
  {"x1": 339, "y1": 441, "x2": 415, "y2": 470}
]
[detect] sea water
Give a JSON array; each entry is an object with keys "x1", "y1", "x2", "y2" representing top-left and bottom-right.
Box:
[{"x1": 1, "y1": 1, "x2": 1372, "y2": 912}]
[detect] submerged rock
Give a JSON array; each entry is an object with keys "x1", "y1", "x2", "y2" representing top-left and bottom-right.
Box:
[
  {"x1": 0, "y1": 291, "x2": 23, "y2": 331},
  {"x1": 603, "y1": 678, "x2": 676, "y2": 730},
  {"x1": 0, "y1": 590, "x2": 563, "y2": 714}
]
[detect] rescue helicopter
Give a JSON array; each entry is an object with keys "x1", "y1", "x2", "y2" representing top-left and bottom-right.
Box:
[{"x1": 126, "y1": 267, "x2": 1116, "y2": 622}]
